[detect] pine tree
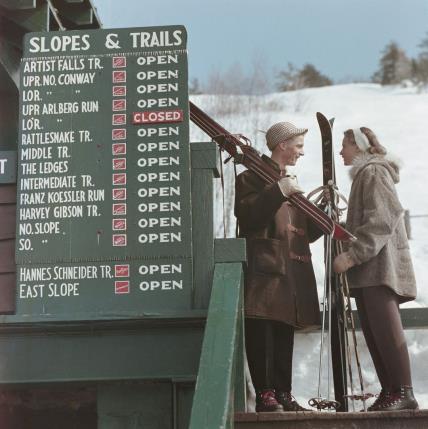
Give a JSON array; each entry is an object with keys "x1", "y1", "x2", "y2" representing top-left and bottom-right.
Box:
[
  {"x1": 373, "y1": 42, "x2": 411, "y2": 85},
  {"x1": 416, "y1": 33, "x2": 428, "y2": 84},
  {"x1": 418, "y1": 32, "x2": 428, "y2": 60},
  {"x1": 189, "y1": 78, "x2": 202, "y2": 95},
  {"x1": 277, "y1": 63, "x2": 332, "y2": 91},
  {"x1": 299, "y1": 64, "x2": 332, "y2": 88},
  {"x1": 277, "y1": 63, "x2": 302, "y2": 91}
]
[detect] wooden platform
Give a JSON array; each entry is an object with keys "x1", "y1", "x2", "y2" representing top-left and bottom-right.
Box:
[{"x1": 235, "y1": 410, "x2": 428, "y2": 429}]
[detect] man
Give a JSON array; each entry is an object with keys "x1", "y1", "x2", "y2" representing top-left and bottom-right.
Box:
[{"x1": 235, "y1": 121, "x2": 321, "y2": 412}]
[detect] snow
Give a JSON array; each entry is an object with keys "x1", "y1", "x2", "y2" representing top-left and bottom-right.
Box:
[{"x1": 190, "y1": 83, "x2": 428, "y2": 410}]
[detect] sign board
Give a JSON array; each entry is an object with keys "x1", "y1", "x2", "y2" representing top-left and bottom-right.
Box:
[
  {"x1": 0, "y1": 151, "x2": 17, "y2": 183},
  {"x1": 15, "y1": 26, "x2": 192, "y2": 320}
]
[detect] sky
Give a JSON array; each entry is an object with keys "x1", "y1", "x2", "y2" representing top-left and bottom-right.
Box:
[{"x1": 92, "y1": 0, "x2": 428, "y2": 89}]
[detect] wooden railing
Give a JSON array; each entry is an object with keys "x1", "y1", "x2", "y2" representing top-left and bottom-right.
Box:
[
  {"x1": 305, "y1": 308, "x2": 428, "y2": 331},
  {"x1": 189, "y1": 261, "x2": 245, "y2": 429}
]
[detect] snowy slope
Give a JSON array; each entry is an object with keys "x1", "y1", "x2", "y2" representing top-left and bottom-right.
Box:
[{"x1": 190, "y1": 83, "x2": 428, "y2": 410}]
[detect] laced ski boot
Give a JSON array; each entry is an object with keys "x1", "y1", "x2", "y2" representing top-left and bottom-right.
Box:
[
  {"x1": 276, "y1": 391, "x2": 311, "y2": 411},
  {"x1": 365, "y1": 389, "x2": 390, "y2": 411},
  {"x1": 256, "y1": 389, "x2": 283, "y2": 412},
  {"x1": 377, "y1": 386, "x2": 419, "y2": 411}
]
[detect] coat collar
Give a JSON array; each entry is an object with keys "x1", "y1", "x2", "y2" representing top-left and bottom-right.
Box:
[
  {"x1": 262, "y1": 154, "x2": 289, "y2": 176},
  {"x1": 349, "y1": 151, "x2": 402, "y2": 184},
  {"x1": 262, "y1": 154, "x2": 280, "y2": 170}
]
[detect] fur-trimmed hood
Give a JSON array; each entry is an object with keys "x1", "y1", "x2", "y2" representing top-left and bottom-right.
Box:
[{"x1": 349, "y1": 152, "x2": 403, "y2": 184}]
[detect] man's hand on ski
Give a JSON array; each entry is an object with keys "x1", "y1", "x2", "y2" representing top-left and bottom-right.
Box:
[
  {"x1": 278, "y1": 176, "x2": 304, "y2": 197},
  {"x1": 333, "y1": 252, "x2": 355, "y2": 273}
]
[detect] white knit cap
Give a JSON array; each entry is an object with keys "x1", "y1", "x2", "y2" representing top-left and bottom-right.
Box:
[
  {"x1": 265, "y1": 122, "x2": 308, "y2": 151},
  {"x1": 352, "y1": 128, "x2": 370, "y2": 152}
]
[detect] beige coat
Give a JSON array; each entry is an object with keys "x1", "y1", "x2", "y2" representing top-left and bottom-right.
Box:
[
  {"x1": 234, "y1": 156, "x2": 322, "y2": 329},
  {"x1": 345, "y1": 152, "x2": 417, "y2": 303}
]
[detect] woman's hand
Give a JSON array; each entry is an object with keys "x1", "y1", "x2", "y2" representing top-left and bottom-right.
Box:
[{"x1": 333, "y1": 252, "x2": 355, "y2": 274}]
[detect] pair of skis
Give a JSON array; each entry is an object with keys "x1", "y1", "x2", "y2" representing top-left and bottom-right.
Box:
[
  {"x1": 314, "y1": 113, "x2": 348, "y2": 411},
  {"x1": 315, "y1": 113, "x2": 367, "y2": 412}
]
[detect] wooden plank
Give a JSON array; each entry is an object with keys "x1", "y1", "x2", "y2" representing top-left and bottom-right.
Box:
[
  {"x1": 189, "y1": 262, "x2": 244, "y2": 429},
  {"x1": 0, "y1": 322, "x2": 204, "y2": 383},
  {"x1": 0, "y1": 38, "x2": 22, "y2": 87},
  {"x1": 0, "y1": 63, "x2": 18, "y2": 94},
  {"x1": 301, "y1": 308, "x2": 428, "y2": 332},
  {"x1": 352, "y1": 308, "x2": 428, "y2": 330},
  {"x1": 234, "y1": 289, "x2": 246, "y2": 412},
  {"x1": 0, "y1": 239, "x2": 15, "y2": 272},
  {"x1": 191, "y1": 142, "x2": 218, "y2": 309},
  {"x1": 214, "y1": 238, "x2": 246, "y2": 263},
  {"x1": 0, "y1": 13, "x2": 26, "y2": 39},
  {"x1": 235, "y1": 410, "x2": 428, "y2": 429},
  {"x1": 0, "y1": 272, "x2": 16, "y2": 314},
  {"x1": 53, "y1": 0, "x2": 94, "y2": 26},
  {"x1": 175, "y1": 382, "x2": 195, "y2": 429},
  {"x1": 98, "y1": 384, "x2": 172, "y2": 429},
  {"x1": 1, "y1": 3, "x2": 49, "y2": 32},
  {"x1": 401, "y1": 307, "x2": 428, "y2": 329},
  {"x1": 0, "y1": 0, "x2": 36, "y2": 10},
  {"x1": 0, "y1": 205, "x2": 15, "y2": 239},
  {"x1": 190, "y1": 141, "x2": 219, "y2": 175},
  {"x1": 0, "y1": 185, "x2": 17, "y2": 204}
]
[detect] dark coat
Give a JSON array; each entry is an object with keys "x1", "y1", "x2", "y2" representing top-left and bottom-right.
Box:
[{"x1": 234, "y1": 158, "x2": 322, "y2": 329}]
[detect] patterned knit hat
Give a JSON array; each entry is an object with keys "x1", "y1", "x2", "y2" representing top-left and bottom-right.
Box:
[{"x1": 265, "y1": 121, "x2": 308, "y2": 151}]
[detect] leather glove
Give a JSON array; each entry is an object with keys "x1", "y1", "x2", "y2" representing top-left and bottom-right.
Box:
[
  {"x1": 333, "y1": 252, "x2": 355, "y2": 274},
  {"x1": 278, "y1": 176, "x2": 304, "y2": 197}
]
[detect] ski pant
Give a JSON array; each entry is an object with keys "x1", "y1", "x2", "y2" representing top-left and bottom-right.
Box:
[
  {"x1": 354, "y1": 285, "x2": 412, "y2": 391},
  {"x1": 245, "y1": 318, "x2": 294, "y2": 392}
]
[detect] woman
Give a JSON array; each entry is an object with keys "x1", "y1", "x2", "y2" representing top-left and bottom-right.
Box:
[{"x1": 333, "y1": 127, "x2": 418, "y2": 411}]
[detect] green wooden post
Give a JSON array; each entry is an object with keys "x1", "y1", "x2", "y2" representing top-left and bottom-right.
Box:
[
  {"x1": 233, "y1": 290, "x2": 246, "y2": 413},
  {"x1": 189, "y1": 251, "x2": 245, "y2": 429},
  {"x1": 214, "y1": 239, "x2": 247, "y2": 413},
  {"x1": 191, "y1": 142, "x2": 220, "y2": 309}
]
